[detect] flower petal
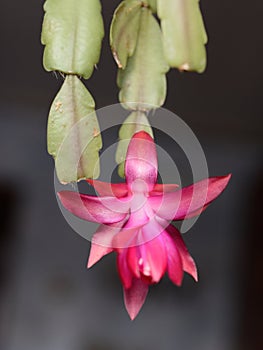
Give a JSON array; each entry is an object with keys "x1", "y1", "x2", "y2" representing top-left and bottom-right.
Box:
[
  {"x1": 58, "y1": 191, "x2": 129, "y2": 223},
  {"x1": 150, "y1": 183, "x2": 179, "y2": 196},
  {"x1": 125, "y1": 131, "x2": 157, "y2": 191},
  {"x1": 117, "y1": 249, "x2": 133, "y2": 289},
  {"x1": 140, "y1": 225, "x2": 167, "y2": 283},
  {"x1": 112, "y1": 225, "x2": 139, "y2": 249},
  {"x1": 111, "y1": 206, "x2": 150, "y2": 249},
  {"x1": 166, "y1": 224, "x2": 198, "y2": 281},
  {"x1": 87, "y1": 179, "x2": 129, "y2": 198},
  {"x1": 88, "y1": 243, "x2": 113, "y2": 269},
  {"x1": 123, "y1": 278, "x2": 149, "y2": 320},
  {"x1": 87, "y1": 220, "x2": 127, "y2": 268},
  {"x1": 180, "y1": 204, "x2": 209, "y2": 220},
  {"x1": 127, "y1": 246, "x2": 140, "y2": 279},
  {"x1": 162, "y1": 231, "x2": 184, "y2": 285},
  {"x1": 149, "y1": 175, "x2": 231, "y2": 221}
]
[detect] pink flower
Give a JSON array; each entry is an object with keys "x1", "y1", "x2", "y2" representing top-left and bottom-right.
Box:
[{"x1": 58, "y1": 131, "x2": 231, "y2": 320}]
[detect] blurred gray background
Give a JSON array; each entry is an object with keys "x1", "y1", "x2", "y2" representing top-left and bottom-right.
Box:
[{"x1": 0, "y1": 1, "x2": 262, "y2": 350}]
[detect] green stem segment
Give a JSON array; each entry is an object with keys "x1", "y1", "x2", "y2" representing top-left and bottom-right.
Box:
[
  {"x1": 110, "y1": 0, "x2": 168, "y2": 176},
  {"x1": 41, "y1": 0, "x2": 104, "y2": 183},
  {"x1": 157, "y1": 0, "x2": 207, "y2": 73},
  {"x1": 111, "y1": 0, "x2": 207, "y2": 177},
  {"x1": 47, "y1": 76, "x2": 102, "y2": 183}
]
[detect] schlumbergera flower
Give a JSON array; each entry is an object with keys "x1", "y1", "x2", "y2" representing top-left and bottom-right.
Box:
[{"x1": 58, "y1": 131, "x2": 231, "y2": 320}]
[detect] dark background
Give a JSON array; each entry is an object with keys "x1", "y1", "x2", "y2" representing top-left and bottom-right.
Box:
[{"x1": 0, "y1": 1, "x2": 262, "y2": 349}]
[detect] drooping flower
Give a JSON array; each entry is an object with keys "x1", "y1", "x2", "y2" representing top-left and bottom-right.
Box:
[{"x1": 58, "y1": 131, "x2": 231, "y2": 320}]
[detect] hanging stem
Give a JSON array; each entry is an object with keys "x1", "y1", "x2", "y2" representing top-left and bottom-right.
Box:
[{"x1": 41, "y1": 0, "x2": 104, "y2": 183}]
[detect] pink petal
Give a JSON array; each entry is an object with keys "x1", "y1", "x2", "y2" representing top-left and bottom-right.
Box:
[
  {"x1": 162, "y1": 231, "x2": 184, "y2": 286},
  {"x1": 127, "y1": 246, "x2": 140, "y2": 279},
  {"x1": 111, "y1": 206, "x2": 150, "y2": 249},
  {"x1": 87, "y1": 179, "x2": 129, "y2": 198},
  {"x1": 167, "y1": 224, "x2": 198, "y2": 281},
  {"x1": 88, "y1": 243, "x2": 113, "y2": 268},
  {"x1": 139, "y1": 227, "x2": 167, "y2": 283},
  {"x1": 123, "y1": 278, "x2": 149, "y2": 320},
  {"x1": 149, "y1": 175, "x2": 231, "y2": 221},
  {"x1": 58, "y1": 191, "x2": 129, "y2": 223},
  {"x1": 91, "y1": 218, "x2": 128, "y2": 247},
  {"x1": 128, "y1": 199, "x2": 150, "y2": 228},
  {"x1": 125, "y1": 131, "x2": 157, "y2": 191},
  {"x1": 87, "y1": 221, "x2": 127, "y2": 268},
  {"x1": 112, "y1": 226, "x2": 139, "y2": 249},
  {"x1": 181, "y1": 204, "x2": 209, "y2": 219},
  {"x1": 138, "y1": 216, "x2": 165, "y2": 243},
  {"x1": 150, "y1": 183, "x2": 179, "y2": 196},
  {"x1": 117, "y1": 249, "x2": 133, "y2": 289}
]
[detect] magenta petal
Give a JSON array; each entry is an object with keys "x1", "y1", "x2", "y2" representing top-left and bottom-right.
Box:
[
  {"x1": 126, "y1": 203, "x2": 150, "y2": 228},
  {"x1": 163, "y1": 231, "x2": 184, "y2": 285},
  {"x1": 140, "y1": 228, "x2": 167, "y2": 283},
  {"x1": 150, "y1": 183, "x2": 179, "y2": 196},
  {"x1": 117, "y1": 249, "x2": 133, "y2": 289},
  {"x1": 87, "y1": 222, "x2": 126, "y2": 268},
  {"x1": 112, "y1": 226, "x2": 138, "y2": 249},
  {"x1": 182, "y1": 204, "x2": 210, "y2": 219},
  {"x1": 127, "y1": 246, "x2": 140, "y2": 279},
  {"x1": 88, "y1": 243, "x2": 113, "y2": 268},
  {"x1": 149, "y1": 175, "x2": 231, "y2": 221},
  {"x1": 125, "y1": 131, "x2": 157, "y2": 191},
  {"x1": 87, "y1": 179, "x2": 129, "y2": 198},
  {"x1": 112, "y1": 207, "x2": 150, "y2": 248},
  {"x1": 123, "y1": 278, "x2": 149, "y2": 320},
  {"x1": 91, "y1": 219, "x2": 127, "y2": 247},
  {"x1": 167, "y1": 224, "x2": 198, "y2": 281},
  {"x1": 58, "y1": 191, "x2": 129, "y2": 223}
]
